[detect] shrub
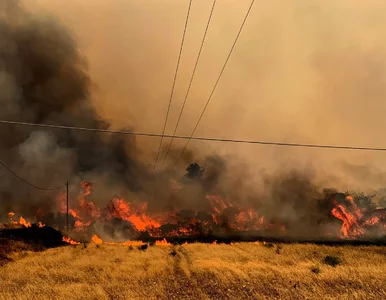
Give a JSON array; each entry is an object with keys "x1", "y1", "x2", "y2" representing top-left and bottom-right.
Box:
[
  {"x1": 323, "y1": 255, "x2": 341, "y2": 267},
  {"x1": 264, "y1": 242, "x2": 275, "y2": 248},
  {"x1": 311, "y1": 265, "x2": 320, "y2": 274},
  {"x1": 138, "y1": 244, "x2": 148, "y2": 251}
]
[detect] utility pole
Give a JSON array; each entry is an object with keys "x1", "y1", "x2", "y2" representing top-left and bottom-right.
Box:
[{"x1": 66, "y1": 182, "x2": 69, "y2": 234}]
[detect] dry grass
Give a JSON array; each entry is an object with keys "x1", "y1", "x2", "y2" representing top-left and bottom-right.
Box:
[{"x1": 1, "y1": 242, "x2": 386, "y2": 299}]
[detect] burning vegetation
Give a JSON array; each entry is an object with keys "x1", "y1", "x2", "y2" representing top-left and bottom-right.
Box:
[
  {"x1": 0, "y1": 1, "x2": 386, "y2": 246},
  {"x1": 4, "y1": 164, "x2": 386, "y2": 244}
]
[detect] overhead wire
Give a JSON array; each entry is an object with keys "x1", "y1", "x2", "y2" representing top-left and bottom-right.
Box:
[
  {"x1": 0, "y1": 159, "x2": 66, "y2": 191},
  {"x1": 152, "y1": 0, "x2": 193, "y2": 173},
  {"x1": 1, "y1": 120, "x2": 386, "y2": 152},
  {"x1": 160, "y1": 0, "x2": 217, "y2": 169},
  {"x1": 168, "y1": 0, "x2": 256, "y2": 172}
]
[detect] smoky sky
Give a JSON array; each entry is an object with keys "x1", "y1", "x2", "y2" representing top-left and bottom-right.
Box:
[
  {"x1": 1, "y1": 0, "x2": 386, "y2": 231},
  {"x1": 23, "y1": 0, "x2": 386, "y2": 192}
]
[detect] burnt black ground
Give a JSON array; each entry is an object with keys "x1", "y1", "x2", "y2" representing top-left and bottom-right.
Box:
[{"x1": 1, "y1": 225, "x2": 385, "y2": 246}]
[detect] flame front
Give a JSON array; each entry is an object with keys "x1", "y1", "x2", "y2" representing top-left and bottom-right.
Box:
[
  {"x1": 19, "y1": 217, "x2": 31, "y2": 228},
  {"x1": 8, "y1": 212, "x2": 32, "y2": 228},
  {"x1": 331, "y1": 195, "x2": 386, "y2": 238},
  {"x1": 55, "y1": 183, "x2": 386, "y2": 239},
  {"x1": 92, "y1": 235, "x2": 103, "y2": 245},
  {"x1": 62, "y1": 237, "x2": 80, "y2": 245},
  {"x1": 5, "y1": 181, "x2": 386, "y2": 241},
  {"x1": 155, "y1": 238, "x2": 171, "y2": 246},
  {"x1": 104, "y1": 198, "x2": 160, "y2": 231}
]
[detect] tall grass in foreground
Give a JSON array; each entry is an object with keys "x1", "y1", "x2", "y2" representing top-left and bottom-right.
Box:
[{"x1": 1, "y1": 242, "x2": 386, "y2": 299}]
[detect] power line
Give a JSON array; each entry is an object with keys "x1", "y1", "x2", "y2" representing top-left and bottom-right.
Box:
[
  {"x1": 2, "y1": 120, "x2": 386, "y2": 152},
  {"x1": 0, "y1": 159, "x2": 66, "y2": 191},
  {"x1": 152, "y1": 0, "x2": 193, "y2": 173},
  {"x1": 169, "y1": 0, "x2": 255, "y2": 172},
  {"x1": 160, "y1": 0, "x2": 217, "y2": 170}
]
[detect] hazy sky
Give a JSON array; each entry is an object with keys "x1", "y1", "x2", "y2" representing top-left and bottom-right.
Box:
[{"x1": 25, "y1": 0, "x2": 386, "y2": 191}]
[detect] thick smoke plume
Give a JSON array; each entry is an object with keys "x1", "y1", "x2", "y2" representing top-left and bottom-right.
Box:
[
  {"x1": 1, "y1": 1, "x2": 385, "y2": 240},
  {"x1": 0, "y1": 1, "x2": 152, "y2": 216}
]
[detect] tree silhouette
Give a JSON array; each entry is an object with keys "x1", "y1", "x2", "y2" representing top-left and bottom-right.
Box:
[{"x1": 185, "y1": 163, "x2": 204, "y2": 179}]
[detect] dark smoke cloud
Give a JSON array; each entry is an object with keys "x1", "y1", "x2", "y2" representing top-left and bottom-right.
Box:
[{"x1": 0, "y1": 1, "x2": 152, "y2": 216}]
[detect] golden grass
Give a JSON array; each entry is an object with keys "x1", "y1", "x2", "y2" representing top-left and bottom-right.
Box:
[{"x1": 1, "y1": 242, "x2": 386, "y2": 299}]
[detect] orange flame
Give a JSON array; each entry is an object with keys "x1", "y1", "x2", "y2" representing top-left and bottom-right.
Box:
[
  {"x1": 331, "y1": 204, "x2": 363, "y2": 238},
  {"x1": 329, "y1": 195, "x2": 384, "y2": 238},
  {"x1": 52, "y1": 182, "x2": 288, "y2": 238},
  {"x1": 17, "y1": 181, "x2": 386, "y2": 241},
  {"x1": 19, "y1": 217, "x2": 31, "y2": 228},
  {"x1": 62, "y1": 237, "x2": 80, "y2": 245},
  {"x1": 7, "y1": 211, "x2": 17, "y2": 225},
  {"x1": 92, "y1": 235, "x2": 103, "y2": 245},
  {"x1": 155, "y1": 238, "x2": 171, "y2": 246},
  {"x1": 104, "y1": 197, "x2": 160, "y2": 231},
  {"x1": 8, "y1": 212, "x2": 33, "y2": 227},
  {"x1": 122, "y1": 240, "x2": 145, "y2": 246},
  {"x1": 363, "y1": 216, "x2": 380, "y2": 226}
]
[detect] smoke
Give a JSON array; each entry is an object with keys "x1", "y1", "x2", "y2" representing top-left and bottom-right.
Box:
[
  {"x1": 1, "y1": 0, "x2": 386, "y2": 239},
  {"x1": 21, "y1": 0, "x2": 386, "y2": 182},
  {"x1": 0, "y1": 0, "x2": 153, "y2": 217}
]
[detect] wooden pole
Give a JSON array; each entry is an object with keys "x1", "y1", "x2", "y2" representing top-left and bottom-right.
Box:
[{"x1": 66, "y1": 182, "x2": 69, "y2": 234}]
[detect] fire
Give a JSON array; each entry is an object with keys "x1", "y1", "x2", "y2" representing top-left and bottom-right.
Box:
[
  {"x1": 69, "y1": 209, "x2": 78, "y2": 218},
  {"x1": 19, "y1": 217, "x2": 31, "y2": 228},
  {"x1": 62, "y1": 237, "x2": 80, "y2": 245},
  {"x1": 332, "y1": 202, "x2": 364, "y2": 238},
  {"x1": 81, "y1": 181, "x2": 92, "y2": 196},
  {"x1": 8, "y1": 212, "x2": 32, "y2": 227},
  {"x1": 5, "y1": 181, "x2": 386, "y2": 242},
  {"x1": 8, "y1": 211, "x2": 17, "y2": 225},
  {"x1": 363, "y1": 216, "x2": 380, "y2": 226},
  {"x1": 50, "y1": 182, "x2": 285, "y2": 239},
  {"x1": 57, "y1": 181, "x2": 101, "y2": 232},
  {"x1": 90, "y1": 235, "x2": 170, "y2": 246},
  {"x1": 92, "y1": 235, "x2": 103, "y2": 245},
  {"x1": 122, "y1": 240, "x2": 145, "y2": 246},
  {"x1": 104, "y1": 197, "x2": 160, "y2": 231},
  {"x1": 155, "y1": 238, "x2": 171, "y2": 246},
  {"x1": 207, "y1": 195, "x2": 232, "y2": 214},
  {"x1": 331, "y1": 195, "x2": 386, "y2": 238}
]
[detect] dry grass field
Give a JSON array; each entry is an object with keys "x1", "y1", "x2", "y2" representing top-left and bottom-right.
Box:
[{"x1": 1, "y1": 241, "x2": 386, "y2": 300}]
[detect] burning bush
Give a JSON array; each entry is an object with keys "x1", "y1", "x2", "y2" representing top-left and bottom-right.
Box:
[{"x1": 3, "y1": 176, "x2": 386, "y2": 243}]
